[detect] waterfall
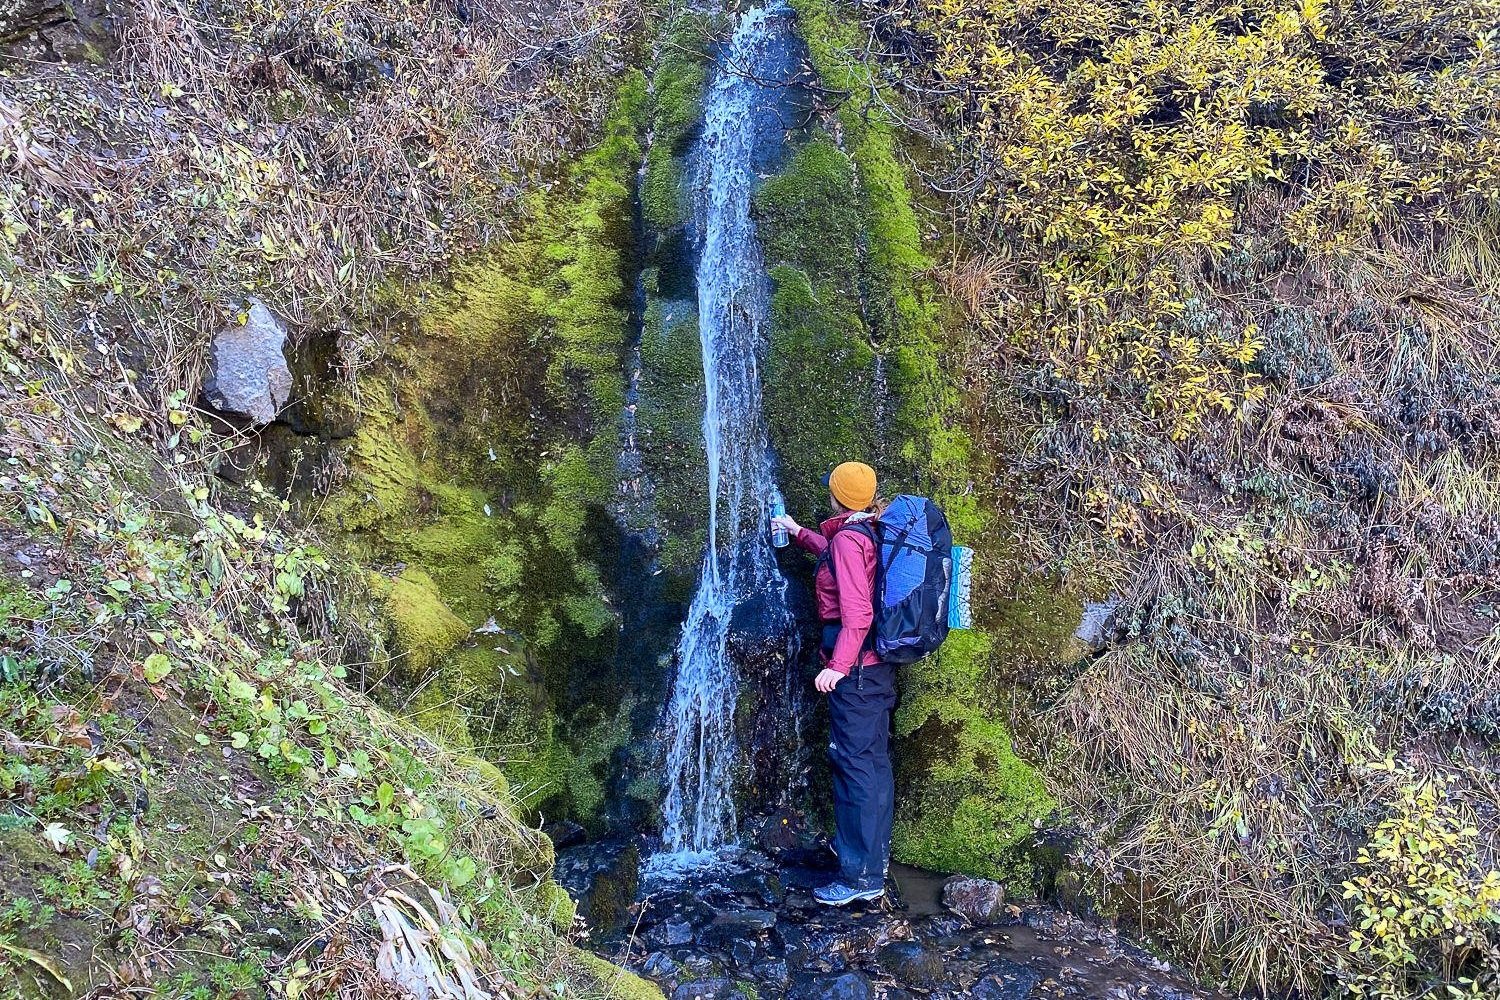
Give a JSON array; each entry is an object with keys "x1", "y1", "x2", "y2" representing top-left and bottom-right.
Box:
[{"x1": 658, "y1": 1, "x2": 799, "y2": 857}]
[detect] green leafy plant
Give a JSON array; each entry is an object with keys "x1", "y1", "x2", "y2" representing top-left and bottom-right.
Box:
[{"x1": 1340, "y1": 770, "x2": 1500, "y2": 998}]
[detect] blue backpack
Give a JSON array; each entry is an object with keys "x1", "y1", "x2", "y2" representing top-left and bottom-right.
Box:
[{"x1": 829, "y1": 495, "x2": 972, "y2": 664}]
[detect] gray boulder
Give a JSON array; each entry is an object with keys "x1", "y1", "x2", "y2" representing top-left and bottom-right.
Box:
[
  {"x1": 941, "y1": 876, "x2": 1005, "y2": 924},
  {"x1": 1074, "y1": 598, "x2": 1122, "y2": 651},
  {"x1": 203, "y1": 298, "x2": 291, "y2": 425}
]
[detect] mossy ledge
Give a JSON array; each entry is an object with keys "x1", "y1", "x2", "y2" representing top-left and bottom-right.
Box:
[
  {"x1": 754, "y1": 135, "x2": 878, "y2": 518},
  {"x1": 631, "y1": 8, "x2": 717, "y2": 590}
]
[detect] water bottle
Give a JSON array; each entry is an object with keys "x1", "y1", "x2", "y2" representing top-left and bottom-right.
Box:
[{"x1": 769, "y1": 489, "x2": 789, "y2": 548}]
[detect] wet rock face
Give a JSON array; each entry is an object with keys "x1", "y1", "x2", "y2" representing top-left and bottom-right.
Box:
[
  {"x1": 649, "y1": 919, "x2": 695, "y2": 949},
  {"x1": 203, "y1": 298, "x2": 292, "y2": 425},
  {"x1": 555, "y1": 838, "x2": 644, "y2": 934},
  {"x1": 787, "y1": 971, "x2": 873, "y2": 1000},
  {"x1": 1, "y1": 1, "x2": 63, "y2": 39},
  {"x1": 562, "y1": 839, "x2": 1223, "y2": 1000},
  {"x1": 723, "y1": 587, "x2": 806, "y2": 813},
  {"x1": 942, "y1": 876, "x2": 1006, "y2": 925},
  {"x1": 543, "y1": 819, "x2": 587, "y2": 851},
  {"x1": 970, "y1": 959, "x2": 1041, "y2": 1000}
]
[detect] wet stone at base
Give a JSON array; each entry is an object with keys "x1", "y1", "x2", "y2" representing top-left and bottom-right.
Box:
[
  {"x1": 971, "y1": 959, "x2": 1042, "y2": 1000},
  {"x1": 941, "y1": 876, "x2": 1006, "y2": 925},
  {"x1": 787, "y1": 972, "x2": 874, "y2": 1000},
  {"x1": 559, "y1": 837, "x2": 1228, "y2": 1000},
  {"x1": 877, "y1": 940, "x2": 946, "y2": 989},
  {"x1": 673, "y1": 978, "x2": 736, "y2": 1000}
]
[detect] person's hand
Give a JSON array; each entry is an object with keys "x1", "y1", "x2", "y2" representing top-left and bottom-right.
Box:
[
  {"x1": 814, "y1": 667, "x2": 845, "y2": 693},
  {"x1": 771, "y1": 513, "x2": 800, "y2": 535}
]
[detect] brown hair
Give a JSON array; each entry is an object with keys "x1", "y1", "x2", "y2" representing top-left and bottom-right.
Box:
[{"x1": 833, "y1": 493, "x2": 886, "y2": 516}]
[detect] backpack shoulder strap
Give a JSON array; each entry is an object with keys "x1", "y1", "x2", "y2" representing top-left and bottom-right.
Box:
[{"x1": 819, "y1": 519, "x2": 878, "y2": 583}]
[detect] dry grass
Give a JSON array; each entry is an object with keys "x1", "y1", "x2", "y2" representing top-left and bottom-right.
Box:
[
  {"x1": 1, "y1": 0, "x2": 631, "y2": 401},
  {"x1": 1008, "y1": 214, "x2": 1500, "y2": 993}
]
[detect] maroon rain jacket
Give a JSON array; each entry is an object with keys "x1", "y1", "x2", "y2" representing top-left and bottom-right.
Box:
[{"x1": 792, "y1": 511, "x2": 882, "y2": 676}]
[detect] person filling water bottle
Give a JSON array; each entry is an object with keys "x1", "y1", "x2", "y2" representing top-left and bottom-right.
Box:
[{"x1": 770, "y1": 461, "x2": 894, "y2": 906}]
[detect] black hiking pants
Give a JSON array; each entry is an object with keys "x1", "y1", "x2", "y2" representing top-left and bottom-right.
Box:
[{"x1": 828, "y1": 660, "x2": 897, "y2": 890}]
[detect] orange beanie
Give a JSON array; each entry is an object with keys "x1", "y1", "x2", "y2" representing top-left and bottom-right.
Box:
[{"x1": 828, "y1": 462, "x2": 877, "y2": 511}]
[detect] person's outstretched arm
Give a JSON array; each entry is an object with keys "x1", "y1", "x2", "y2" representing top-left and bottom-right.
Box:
[{"x1": 772, "y1": 514, "x2": 826, "y2": 555}]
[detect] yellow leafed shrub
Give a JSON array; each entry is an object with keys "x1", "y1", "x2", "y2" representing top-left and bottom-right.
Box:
[
  {"x1": 880, "y1": 0, "x2": 1500, "y2": 436},
  {"x1": 1339, "y1": 771, "x2": 1500, "y2": 998}
]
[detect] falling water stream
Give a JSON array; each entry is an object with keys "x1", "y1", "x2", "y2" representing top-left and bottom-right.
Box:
[
  {"x1": 568, "y1": 11, "x2": 1232, "y2": 998},
  {"x1": 658, "y1": 1, "x2": 800, "y2": 858}
]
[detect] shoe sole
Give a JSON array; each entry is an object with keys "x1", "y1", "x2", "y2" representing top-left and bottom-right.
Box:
[{"x1": 815, "y1": 888, "x2": 884, "y2": 907}]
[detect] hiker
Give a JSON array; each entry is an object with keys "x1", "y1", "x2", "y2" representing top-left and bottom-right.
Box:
[{"x1": 770, "y1": 461, "x2": 895, "y2": 906}]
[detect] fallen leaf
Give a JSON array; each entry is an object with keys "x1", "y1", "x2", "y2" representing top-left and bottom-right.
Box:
[
  {"x1": 41, "y1": 822, "x2": 73, "y2": 853},
  {"x1": 0, "y1": 940, "x2": 73, "y2": 992},
  {"x1": 109, "y1": 413, "x2": 145, "y2": 434}
]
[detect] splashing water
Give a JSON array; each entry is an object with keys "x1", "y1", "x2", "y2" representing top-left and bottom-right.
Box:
[{"x1": 658, "y1": 1, "x2": 799, "y2": 858}]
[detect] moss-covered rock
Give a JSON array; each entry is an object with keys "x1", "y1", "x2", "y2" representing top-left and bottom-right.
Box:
[
  {"x1": 582, "y1": 840, "x2": 642, "y2": 933},
  {"x1": 891, "y1": 631, "x2": 1059, "y2": 878},
  {"x1": 534, "y1": 879, "x2": 579, "y2": 934},
  {"x1": 754, "y1": 137, "x2": 877, "y2": 516},
  {"x1": 571, "y1": 948, "x2": 667, "y2": 1000},
  {"x1": 786, "y1": 0, "x2": 1066, "y2": 887},
  {"x1": 370, "y1": 568, "x2": 470, "y2": 675},
  {"x1": 318, "y1": 71, "x2": 653, "y2": 828}
]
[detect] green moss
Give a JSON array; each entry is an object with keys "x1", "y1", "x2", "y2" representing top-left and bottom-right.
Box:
[
  {"x1": 407, "y1": 680, "x2": 477, "y2": 752},
  {"x1": 370, "y1": 569, "x2": 469, "y2": 675},
  {"x1": 563, "y1": 696, "x2": 638, "y2": 823},
  {"x1": 756, "y1": 138, "x2": 864, "y2": 284},
  {"x1": 320, "y1": 72, "x2": 652, "y2": 828},
  {"x1": 632, "y1": 8, "x2": 716, "y2": 587},
  {"x1": 0, "y1": 577, "x2": 45, "y2": 625},
  {"x1": 534, "y1": 879, "x2": 578, "y2": 934},
  {"x1": 652, "y1": 40, "x2": 708, "y2": 153},
  {"x1": 571, "y1": 948, "x2": 666, "y2": 1000},
  {"x1": 891, "y1": 631, "x2": 1058, "y2": 884},
  {"x1": 641, "y1": 11, "x2": 713, "y2": 231},
  {"x1": 754, "y1": 137, "x2": 877, "y2": 514},
  {"x1": 580, "y1": 842, "x2": 640, "y2": 932},
  {"x1": 643, "y1": 144, "x2": 689, "y2": 231},
  {"x1": 635, "y1": 293, "x2": 707, "y2": 579}
]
